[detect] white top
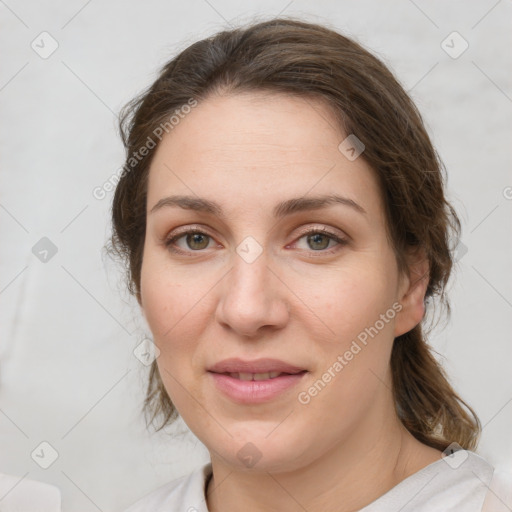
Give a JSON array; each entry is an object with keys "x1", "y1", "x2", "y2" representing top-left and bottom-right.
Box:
[
  {"x1": 123, "y1": 450, "x2": 497, "y2": 511},
  {"x1": 0, "y1": 473, "x2": 61, "y2": 512}
]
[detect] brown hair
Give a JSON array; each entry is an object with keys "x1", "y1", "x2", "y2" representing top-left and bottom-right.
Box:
[{"x1": 108, "y1": 17, "x2": 480, "y2": 451}]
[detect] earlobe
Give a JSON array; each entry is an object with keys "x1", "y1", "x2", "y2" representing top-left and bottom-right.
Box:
[{"x1": 394, "y1": 248, "x2": 429, "y2": 337}]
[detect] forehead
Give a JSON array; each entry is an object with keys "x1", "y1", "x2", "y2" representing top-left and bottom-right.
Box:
[
  {"x1": 146, "y1": 91, "x2": 382, "y2": 218},
  {"x1": 155, "y1": 91, "x2": 342, "y2": 161}
]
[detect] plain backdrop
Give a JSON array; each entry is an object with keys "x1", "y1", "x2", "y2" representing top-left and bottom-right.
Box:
[{"x1": 1, "y1": 1, "x2": 511, "y2": 510}]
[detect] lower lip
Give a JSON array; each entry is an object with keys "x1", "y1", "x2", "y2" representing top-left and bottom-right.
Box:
[{"x1": 208, "y1": 371, "x2": 307, "y2": 404}]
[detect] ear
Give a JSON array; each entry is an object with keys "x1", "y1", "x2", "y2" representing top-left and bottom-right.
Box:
[{"x1": 394, "y1": 246, "x2": 430, "y2": 337}]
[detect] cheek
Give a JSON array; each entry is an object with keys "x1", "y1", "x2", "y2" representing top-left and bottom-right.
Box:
[
  {"x1": 294, "y1": 280, "x2": 398, "y2": 442},
  {"x1": 141, "y1": 262, "x2": 208, "y2": 415},
  {"x1": 141, "y1": 244, "x2": 191, "y2": 332},
  {"x1": 290, "y1": 255, "x2": 399, "y2": 341},
  {"x1": 140, "y1": 255, "x2": 199, "y2": 360},
  {"x1": 291, "y1": 254, "x2": 399, "y2": 396}
]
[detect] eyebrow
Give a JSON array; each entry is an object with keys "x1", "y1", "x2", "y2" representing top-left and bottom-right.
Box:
[{"x1": 149, "y1": 193, "x2": 366, "y2": 218}]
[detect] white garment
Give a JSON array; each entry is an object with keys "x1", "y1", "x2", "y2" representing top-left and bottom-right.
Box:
[
  {"x1": 0, "y1": 473, "x2": 61, "y2": 512},
  {"x1": 123, "y1": 450, "x2": 496, "y2": 511}
]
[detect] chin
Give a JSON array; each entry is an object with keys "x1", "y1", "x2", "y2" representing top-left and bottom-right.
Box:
[{"x1": 207, "y1": 429, "x2": 313, "y2": 474}]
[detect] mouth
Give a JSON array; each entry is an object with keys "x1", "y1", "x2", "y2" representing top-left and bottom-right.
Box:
[{"x1": 207, "y1": 360, "x2": 308, "y2": 404}]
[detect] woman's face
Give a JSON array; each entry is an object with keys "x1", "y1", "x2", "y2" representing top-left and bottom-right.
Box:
[{"x1": 140, "y1": 91, "x2": 422, "y2": 472}]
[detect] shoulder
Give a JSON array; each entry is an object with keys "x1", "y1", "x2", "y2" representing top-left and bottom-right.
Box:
[
  {"x1": 123, "y1": 462, "x2": 212, "y2": 512},
  {"x1": 482, "y1": 466, "x2": 512, "y2": 511},
  {"x1": 361, "y1": 450, "x2": 495, "y2": 512},
  {"x1": 0, "y1": 473, "x2": 61, "y2": 511}
]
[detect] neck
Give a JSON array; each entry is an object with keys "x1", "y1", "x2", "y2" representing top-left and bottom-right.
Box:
[{"x1": 206, "y1": 410, "x2": 441, "y2": 512}]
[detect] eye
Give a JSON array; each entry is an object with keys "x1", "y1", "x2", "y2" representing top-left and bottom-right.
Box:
[
  {"x1": 291, "y1": 227, "x2": 347, "y2": 254},
  {"x1": 164, "y1": 229, "x2": 215, "y2": 254}
]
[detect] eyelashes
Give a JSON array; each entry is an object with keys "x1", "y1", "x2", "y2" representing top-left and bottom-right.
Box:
[
  {"x1": 289, "y1": 227, "x2": 347, "y2": 253},
  {"x1": 165, "y1": 230, "x2": 214, "y2": 253},
  {"x1": 163, "y1": 226, "x2": 348, "y2": 257}
]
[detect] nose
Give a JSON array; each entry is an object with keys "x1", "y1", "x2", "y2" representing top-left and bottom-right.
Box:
[{"x1": 215, "y1": 249, "x2": 290, "y2": 338}]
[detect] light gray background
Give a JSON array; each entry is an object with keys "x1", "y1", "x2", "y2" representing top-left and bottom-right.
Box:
[{"x1": 1, "y1": 1, "x2": 511, "y2": 510}]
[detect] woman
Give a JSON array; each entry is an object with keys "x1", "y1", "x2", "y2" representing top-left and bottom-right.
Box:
[{"x1": 110, "y1": 18, "x2": 496, "y2": 511}]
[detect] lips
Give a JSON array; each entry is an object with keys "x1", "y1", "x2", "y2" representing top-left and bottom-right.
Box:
[{"x1": 207, "y1": 358, "x2": 308, "y2": 404}]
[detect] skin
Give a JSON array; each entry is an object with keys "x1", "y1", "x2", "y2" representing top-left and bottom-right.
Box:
[{"x1": 140, "y1": 91, "x2": 441, "y2": 512}]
